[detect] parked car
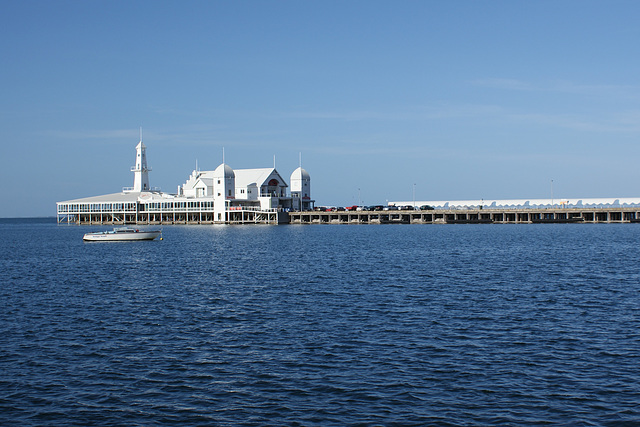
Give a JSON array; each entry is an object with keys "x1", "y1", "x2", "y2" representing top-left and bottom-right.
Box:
[{"x1": 420, "y1": 205, "x2": 435, "y2": 210}]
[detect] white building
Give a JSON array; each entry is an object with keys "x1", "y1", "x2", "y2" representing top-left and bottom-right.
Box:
[
  {"x1": 57, "y1": 139, "x2": 314, "y2": 225},
  {"x1": 179, "y1": 165, "x2": 293, "y2": 212}
]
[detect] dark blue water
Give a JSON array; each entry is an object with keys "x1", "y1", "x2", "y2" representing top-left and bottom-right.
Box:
[{"x1": 1, "y1": 219, "x2": 640, "y2": 425}]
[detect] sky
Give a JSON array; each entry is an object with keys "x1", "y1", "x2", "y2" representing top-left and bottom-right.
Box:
[{"x1": 2, "y1": 0, "x2": 640, "y2": 217}]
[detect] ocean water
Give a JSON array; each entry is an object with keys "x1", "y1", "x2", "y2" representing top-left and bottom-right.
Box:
[{"x1": 1, "y1": 219, "x2": 640, "y2": 426}]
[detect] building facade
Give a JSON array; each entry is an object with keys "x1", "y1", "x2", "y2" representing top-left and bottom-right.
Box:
[{"x1": 57, "y1": 139, "x2": 314, "y2": 225}]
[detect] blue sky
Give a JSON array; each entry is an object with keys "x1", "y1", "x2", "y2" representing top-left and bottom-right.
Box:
[{"x1": 2, "y1": 1, "x2": 640, "y2": 216}]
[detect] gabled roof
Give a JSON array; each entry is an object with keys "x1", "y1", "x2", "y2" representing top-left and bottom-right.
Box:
[
  {"x1": 234, "y1": 168, "x2": 288, "y2": 188},
  {"x1": 195, "y1": 177, "x2": 213, "y2": 187}
]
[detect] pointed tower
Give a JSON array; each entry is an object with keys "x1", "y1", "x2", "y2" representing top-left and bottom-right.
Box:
[{"x1": 132, "y1": 131, "x2": 151, "y2": 192}]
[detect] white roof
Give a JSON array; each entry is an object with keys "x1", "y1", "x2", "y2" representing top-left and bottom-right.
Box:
[
  {"x1": 235, "y1": 168, "x2": 287, "y2": 188},
  {"x1": 58, "y1": 192, "x2": 141, "y2": 204},
  {"x1": 57, "y1": 191, "x2": 178, "y2": 204},
  {"x1": 290, "y1": 167, "x2": 310, "y2": 180},
  {"x1": 195, "y1": 177, "x2": 213, "y2": 187},
  {"x1": 184, "y1": 167, "x2": 287, "y2": 188},
  {"x1": 390, "y1": 197, "x2": 640, "y2": 208},
  {"x1": 213, "y1": 163, "x2": 235, "y2": 178},
  {"x1": 59, "y1": 166, "x2": 290, "y2": 206}
]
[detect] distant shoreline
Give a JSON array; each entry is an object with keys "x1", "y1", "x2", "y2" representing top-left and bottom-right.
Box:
[{"x1": 0, "y1": 217, "x2": 57, "y2": 221}]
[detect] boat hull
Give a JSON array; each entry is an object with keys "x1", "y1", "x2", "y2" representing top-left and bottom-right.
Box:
[{"x1": 83, "y1": 230, "x2": 161, "y2": 241}]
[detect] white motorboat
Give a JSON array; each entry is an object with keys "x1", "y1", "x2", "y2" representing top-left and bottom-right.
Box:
[{"x1": 83, "y1": 227, "x2": 162, "y2": 242}]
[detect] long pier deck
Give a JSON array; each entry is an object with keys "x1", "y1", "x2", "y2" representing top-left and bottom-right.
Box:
[
  {"x1": 289, "y1": 207, "x2": 640, "y2": 224},
  {"x1": 57, "y1": 205, "x2": 640, "y2": 225}
]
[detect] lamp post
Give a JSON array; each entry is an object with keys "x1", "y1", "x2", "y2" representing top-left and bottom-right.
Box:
[{"x1": 413, "y1": 183, "x2": 416, "y2": 209}]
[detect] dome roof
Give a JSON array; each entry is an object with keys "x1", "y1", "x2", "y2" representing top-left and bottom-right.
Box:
[
  {"x1": 213, "y1": 163, "x2": 235, "y2": 178},
  {"x1": 290, "y1": 167, "x2": 310, "y2": 180}
]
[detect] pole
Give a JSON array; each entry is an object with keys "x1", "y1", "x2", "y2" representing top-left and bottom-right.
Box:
[{"x1": 413, "y1": 183, "x2": 416, "y2": 209}]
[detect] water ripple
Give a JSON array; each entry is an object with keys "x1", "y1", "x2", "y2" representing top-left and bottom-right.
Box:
[{"x1": 2, "y1": 221, "x2": 640, "y2": 425}]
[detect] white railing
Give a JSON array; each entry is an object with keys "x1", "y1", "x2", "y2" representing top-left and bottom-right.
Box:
[
  {"x1": 259, "y1": 193, "x2": 286, "y2": 198},
  {"x1": 228, "y1": 206, "x2": 278, "y2": 212}
]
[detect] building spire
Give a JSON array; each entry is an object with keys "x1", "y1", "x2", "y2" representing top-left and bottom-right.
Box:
[{"x1": 132, "y1": 129, "x2": 151, "y2": 192}]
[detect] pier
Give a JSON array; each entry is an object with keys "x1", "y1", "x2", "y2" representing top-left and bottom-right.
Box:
[
  {"x1": 289, "y1": 207, "x2": 640, "y2": 224},
  {"x1": 56, "y1": 140, "x2": 640, "y2": 226},
  {"x1": 58, "y1": 203, "x2": 640, "y2": 226},
  {"x1": 56, "y1": 201, "x2": 287, "y2": 225}
]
